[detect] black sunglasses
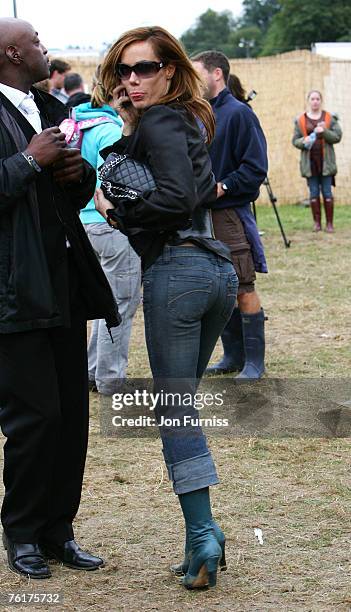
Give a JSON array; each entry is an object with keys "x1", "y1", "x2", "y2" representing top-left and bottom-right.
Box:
[{"x1": 116, "y1": 61, "x2": 167, "y2": 80}]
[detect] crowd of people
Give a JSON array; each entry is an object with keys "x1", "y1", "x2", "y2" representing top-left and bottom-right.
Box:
[{"x1": 0, "y1": 16, "x2": 342, "y2": 592}]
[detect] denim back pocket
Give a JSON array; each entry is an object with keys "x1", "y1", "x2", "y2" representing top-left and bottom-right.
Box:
[{"x1": 168, "y1": 275, "x2": 213, "y2": 321}]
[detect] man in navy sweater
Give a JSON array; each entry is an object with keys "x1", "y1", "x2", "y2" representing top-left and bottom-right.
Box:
[{"x1": 192, "y1": 51, "x2": 268, "y2": 379}]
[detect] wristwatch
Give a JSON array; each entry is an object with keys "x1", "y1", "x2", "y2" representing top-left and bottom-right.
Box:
[{"x1": 221, "y1": 183, "x2": 228, "y2": 192}]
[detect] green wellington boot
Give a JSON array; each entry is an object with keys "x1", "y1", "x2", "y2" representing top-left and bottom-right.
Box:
[
  {"x1": 206, "y1": 307, "x2": 244, "y2": 375},
  {"x1": 235, "y1": 308, "x2": 265, "y2": 379}
]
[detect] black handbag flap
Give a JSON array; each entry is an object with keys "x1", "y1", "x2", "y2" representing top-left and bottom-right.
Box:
[{"x1": 99, "y1": 153, "x2": 156, "y2": 193}]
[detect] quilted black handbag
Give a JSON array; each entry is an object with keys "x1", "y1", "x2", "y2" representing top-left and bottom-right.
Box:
[{"x1": 99, "y1": 153, "x2": 156, "y2": 204}]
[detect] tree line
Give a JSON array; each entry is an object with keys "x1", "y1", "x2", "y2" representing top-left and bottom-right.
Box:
[{"x1": 180, "y1": 0, "x2": 351, "y2": 58}]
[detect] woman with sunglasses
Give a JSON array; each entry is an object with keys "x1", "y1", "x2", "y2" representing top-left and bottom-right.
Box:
[{"x1": 94, "y1": 26, "x2": 238, "y2": 590}]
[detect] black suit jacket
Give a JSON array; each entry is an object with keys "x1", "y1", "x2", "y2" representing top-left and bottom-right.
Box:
[{"x1": 0, "y1": 88, "x2": 120, "y2": 333}]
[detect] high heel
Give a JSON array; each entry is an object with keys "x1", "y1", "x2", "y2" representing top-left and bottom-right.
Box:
[
  {"x1": 182, "y1": 538, "x2": 221, "y2": 589},
  {"x1": 207, "y1": 555, "x2": 220, "y2": 587},
  {"x1": 220, "y1": 538, "x2": 227, "y2": 571},
  {"x1": 170, "y1": 520, "x2": 227, "y2": 576}
]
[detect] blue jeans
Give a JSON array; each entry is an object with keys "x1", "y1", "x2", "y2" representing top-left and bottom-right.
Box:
[
  {"x1": 142, "y1": 246, "x2": 238, "y2": 494},
  {"x1": 307, "y1": 175, "x2": 332, "y2": 199}
]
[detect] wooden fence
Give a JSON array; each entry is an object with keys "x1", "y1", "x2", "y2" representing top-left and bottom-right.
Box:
[{"x1": 65, "y1": 51, "x2": 351, "y2": 205}]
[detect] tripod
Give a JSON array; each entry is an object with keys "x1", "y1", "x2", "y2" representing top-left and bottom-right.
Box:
[{"x1": 252, "y1": 177, "x2": 291, "y2": 248}]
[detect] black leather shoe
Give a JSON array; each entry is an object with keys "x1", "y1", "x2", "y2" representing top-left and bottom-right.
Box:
[
  {"x1": 2, "y1": 533, "x2": 51, "y2": 579},
  {"x1": 41, "y1": 539, "x2": 104, "y2": 571}
]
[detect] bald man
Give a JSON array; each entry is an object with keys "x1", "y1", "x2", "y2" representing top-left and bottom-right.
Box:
[{"x1": 0, "y1": 19, "x2": 120, "y2": 578}]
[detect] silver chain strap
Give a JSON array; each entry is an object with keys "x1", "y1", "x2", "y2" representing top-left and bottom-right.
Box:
[
  {"x1": 103, "y1": 181, "x2": 139, "y2": 201},
  {"x1": 98, "y1": 154, "x2": 127, "y2": 181}
]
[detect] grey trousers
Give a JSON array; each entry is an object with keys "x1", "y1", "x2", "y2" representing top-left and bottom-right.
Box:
[{"x1": 85, "y1": 223, "x2": 141, "y2": 395}]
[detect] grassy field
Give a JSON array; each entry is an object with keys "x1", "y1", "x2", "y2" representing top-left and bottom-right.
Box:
[{"x1": 0, "y1": 205, "x2": 350, "y2": 611}]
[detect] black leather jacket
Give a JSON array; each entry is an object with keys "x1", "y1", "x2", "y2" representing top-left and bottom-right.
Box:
[
  {"x1": 103, "y1": 104, "x2": 231, "y2": 269},
  {"x1": 0, "y1": 88, "x2": 120, "y2": 333}
]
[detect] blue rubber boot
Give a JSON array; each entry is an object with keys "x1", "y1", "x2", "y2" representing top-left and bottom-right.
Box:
[
  {"x1": 170, "y1": 520, "x2": 227, "y2": 576},
  {"x1": 178, "y1": 488, "x2": 222, "y2": 589},
  {"x1": 206, "y1": 307, "x2": 244, "y2": 375},
  {"x1": 235, "y1": 308, "x2": 265, "y2": 379}
]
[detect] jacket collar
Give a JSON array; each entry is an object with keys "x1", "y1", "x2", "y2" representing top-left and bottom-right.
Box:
[{"x1": 209, "y1": 87, "x2": 231, "y2": 109}]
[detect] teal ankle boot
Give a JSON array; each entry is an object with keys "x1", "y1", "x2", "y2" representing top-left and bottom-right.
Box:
[
  {"x1": 177, "y1": 488, "x2": 222, "y2": 589},
  {"x1": 170, "y1": 520, "x2": 227, "y2": 576}
]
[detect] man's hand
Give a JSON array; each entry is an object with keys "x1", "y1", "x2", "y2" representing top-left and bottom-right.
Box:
[
  {"x1": 53, "y1": 148, "x2": 84, "y2": 185},
  {"x1": 217, "y1": 182, "x2": 225, "y2": 199},
  {"x1": 26, "y1": 127, "x2": 66, "y2": 167}
]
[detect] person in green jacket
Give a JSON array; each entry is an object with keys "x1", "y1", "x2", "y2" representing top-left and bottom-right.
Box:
[{"x1": 292, "y1": 90, "x2": 342, "y2": 232}]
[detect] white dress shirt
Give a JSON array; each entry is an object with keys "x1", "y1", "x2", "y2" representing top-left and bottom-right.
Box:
[{"x1": 0, "y1": 83, "x2": 42, "y2": 133}]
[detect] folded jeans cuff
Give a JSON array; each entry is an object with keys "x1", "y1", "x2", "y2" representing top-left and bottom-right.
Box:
[{"x1": 169, "y1": 452, "x2": 219, "y2": 495}]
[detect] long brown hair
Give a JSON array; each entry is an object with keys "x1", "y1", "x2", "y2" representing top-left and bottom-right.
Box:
[{"x1": 100, "y1": 26, "x2": 215, "y2": 142}]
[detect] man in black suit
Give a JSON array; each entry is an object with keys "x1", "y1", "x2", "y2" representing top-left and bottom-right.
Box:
[{"x1": 0, "y1": 18, "x2": 120, "y2": 578}]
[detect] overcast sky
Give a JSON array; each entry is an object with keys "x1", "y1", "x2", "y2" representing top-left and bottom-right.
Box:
[{"x1": 0, "y1": 1, "x2": 244, "y2": 49}]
